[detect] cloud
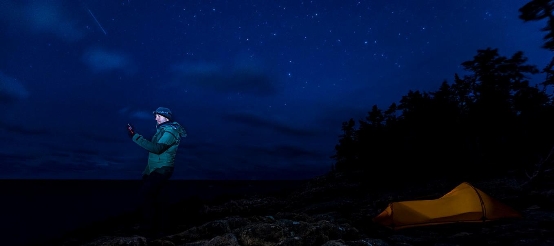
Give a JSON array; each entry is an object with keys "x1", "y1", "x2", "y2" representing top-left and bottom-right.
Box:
[
  {"x1": 82, "y1": 48, "x2": 135, "y2": 74},
  {"x1": 270, "y1": 144, "x2": 326, "y2": 159},
  {"x1": 130, "y1": 110, "x2": 153, "y2": 120},
  {"x1": 222, "y1": 110, "x2": 319, "y2": 137},
  {"x1": 118, "y1": 107, "x2": 156, "y2": 121},
  {"x1": 171, "y1": 144, "x2": 329, "y2": 180},
  {"x1": 0, "y1": 0, "x2": 85, "y2": 42},
  {"x1": 25, "y1": 2, "x2": 85, "y2": 41},
  {"x1": 238, "y1": 143, "x2": 328, "y2": 164},
  {"x1": 0, "y1": 72, "x2": 30, "y2": 104},
  {"x1": 171, "y1": 60, "x2": 278, "y2": 96},
  {"x1": 0, "y1": 153, "x2": 136, "y2": 179},
  {"x1": 0, "y1": 121, "x2": 48, "y2": 135}
]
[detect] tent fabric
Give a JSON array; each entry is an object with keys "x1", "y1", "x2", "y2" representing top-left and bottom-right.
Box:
[{"x1": 373, "y1": 182, "x2": 521, "y2": 230}]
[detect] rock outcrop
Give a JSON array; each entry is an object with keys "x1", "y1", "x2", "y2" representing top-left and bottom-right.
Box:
[{"x1": 48, "y1": 172, "x2": 554, "y2": 246}]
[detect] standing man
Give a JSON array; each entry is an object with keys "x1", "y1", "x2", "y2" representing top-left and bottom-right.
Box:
[{"x1": 126, "y1": 107, "x2": 187, "y2": 236}]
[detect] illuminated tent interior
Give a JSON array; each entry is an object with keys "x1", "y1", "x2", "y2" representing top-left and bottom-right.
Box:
[{"x1": 373, "y1": 182, "x2": 522, "y2": 230}]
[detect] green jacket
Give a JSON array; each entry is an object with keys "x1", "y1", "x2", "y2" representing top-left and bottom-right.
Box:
[{"x1": 132, "y1": 121, "x2": 187, "y2": 176}]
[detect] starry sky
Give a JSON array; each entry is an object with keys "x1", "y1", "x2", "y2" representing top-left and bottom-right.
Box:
[{"x1": 0, "y1": 0, "x2": 550, "y2": 180}]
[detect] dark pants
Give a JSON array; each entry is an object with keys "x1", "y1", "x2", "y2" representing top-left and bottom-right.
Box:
[{"x1": 139, "y1": 171, "x2": 172, "y2": 234}]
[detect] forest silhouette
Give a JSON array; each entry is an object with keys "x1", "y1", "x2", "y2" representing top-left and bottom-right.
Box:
[{"x1": 330, "y1": 0, "x2": 554, "y2": 186}]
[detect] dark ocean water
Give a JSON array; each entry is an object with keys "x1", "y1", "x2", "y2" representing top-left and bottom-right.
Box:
[{"x1": 0, "y1": 179, "x2": 306, "y2": 246}]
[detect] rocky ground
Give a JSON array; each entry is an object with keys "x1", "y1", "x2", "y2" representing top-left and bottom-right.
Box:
[{"x1": 42, "y1": 172, "x2": 554, "y2": 246}]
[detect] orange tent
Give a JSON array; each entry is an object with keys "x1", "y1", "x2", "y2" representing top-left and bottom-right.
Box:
[{"x1": 373, "y1": 182, "x2": 521, "y2": 229}]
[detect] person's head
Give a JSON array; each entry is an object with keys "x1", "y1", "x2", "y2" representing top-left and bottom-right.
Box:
[{"x1": 153, "y1": 107, "x2": 172, "y2": 125}]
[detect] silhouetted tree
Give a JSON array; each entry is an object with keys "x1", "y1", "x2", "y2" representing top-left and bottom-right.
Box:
[
  {"x1": 355, "y1": 105, "x2": 392, "y2": 174},
  {"x1": 367, "y1": 105, "x2": 384, "y2": 127},
  {"x1": 384, "y1": 103, "x2": 398, "y2": 126},
  {"x1": 332, "y1": 48, "x2": 551, "y2": 183},
  {"x1": 332, "y1": 118, "x2": 358, "y2": 171},
  {"x1": 519, "y1": 0, "x2": 554, "y2": 87},
  {"x1": 397, "y1": 90, "x2": 432, "y2": 121},
  {"x1": 451, "y1": 74, "x2": 476, "y2": 114},
  {"x1": 519, "y1": 0, "x2": 554, "y2": 51},
  {"x1": 458, "y1": 48, "x2": 540, "y2": 172},
  {"x1": 518, "y1": 0, "x2": 554, "y2": 188},
  {"x1": 330, "y1": 1, "x2": 554, "y2": 186}
]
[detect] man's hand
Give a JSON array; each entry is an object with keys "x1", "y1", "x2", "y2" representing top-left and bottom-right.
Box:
[{"x1": 127, "y1": 123, "x2": 136, "y2": 138}]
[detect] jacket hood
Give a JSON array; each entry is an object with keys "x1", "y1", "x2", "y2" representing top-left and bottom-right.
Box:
[{"x1": 159, "y1": 121, "x2": 187, "y2": 138}]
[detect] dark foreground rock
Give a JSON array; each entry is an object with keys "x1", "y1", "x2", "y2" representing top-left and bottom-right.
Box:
[{"x1": 42, "y1": 173, "x2": 554, "y2": 246}]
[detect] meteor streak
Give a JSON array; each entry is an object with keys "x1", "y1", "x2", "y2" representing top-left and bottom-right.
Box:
[{"x1": 87, "y1": 8, "x2": 107, "y2": 35}]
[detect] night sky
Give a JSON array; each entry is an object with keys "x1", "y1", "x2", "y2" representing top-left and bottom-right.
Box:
[{"x1": 0, "y1": 0, "x2": 549, "y2": 180}]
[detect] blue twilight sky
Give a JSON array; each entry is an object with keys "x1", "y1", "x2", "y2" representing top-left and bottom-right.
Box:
[{"x1": 0, "y1": 0, "x2": 550, "y2": 180}]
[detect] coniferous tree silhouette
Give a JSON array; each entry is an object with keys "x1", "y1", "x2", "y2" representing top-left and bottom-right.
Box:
[
  {"x1": 519, "y1": 0, "x2": 554, "y2": 87},
  {"x1": 332, "y1": 48, "x2": 552, "y2": 184},
  {"x1": 518, "y1": 0, "x2": 554, "y2": 185},
  {"x1": 330, "y1": 1, "x2": 554, "y2": 186},
  {"x1": 459, "y1": 49, "x2": 540, "y2": 173},
  {"x1": 332, "y1": 118, "x2": 358, "y2": 171}
]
